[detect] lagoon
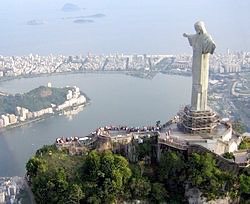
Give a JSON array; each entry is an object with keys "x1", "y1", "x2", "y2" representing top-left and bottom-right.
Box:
[{"x1": 0, "y1": 73, "x2": 191, "y2": 176}]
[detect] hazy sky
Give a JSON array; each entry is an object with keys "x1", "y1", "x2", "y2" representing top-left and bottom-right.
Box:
[{"x1": 0, "y1": 0, "x2": 250, "y2": 55}]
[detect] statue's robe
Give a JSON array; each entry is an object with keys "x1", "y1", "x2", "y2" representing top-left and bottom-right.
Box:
[{"x1": 187, "y1": 33, "x2": 216, "y2": 111}]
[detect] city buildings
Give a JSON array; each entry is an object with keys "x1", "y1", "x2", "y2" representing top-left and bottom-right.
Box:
[
  {"x1": 0, "y1": 52, "x2": 249, "y2": 130},
  {"x1": 0, "y1": 51, "x2": 249, "y2": 79},
  {"x1": 0, "y1": 177, "x2": 24, "y2": 203},
  {"x1": 0, "y1": 86, "x2": 87, "y2": 129}
]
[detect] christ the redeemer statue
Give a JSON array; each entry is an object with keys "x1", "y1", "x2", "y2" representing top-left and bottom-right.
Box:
[{"x1": 183, "y1": 21, "x2": 216, "y2": 111}]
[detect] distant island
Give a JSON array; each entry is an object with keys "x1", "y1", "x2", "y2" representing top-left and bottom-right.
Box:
[
  {"x1": 68, "y1": 13, "x2": 106, "y2": 19},
  {"x1": 0, "y1": 85, "x2": 89, "y2": 129},
  {"x1": 88, "y1": 13, "x2": 106, "y2": 18},
  {"x1": 62, "y1": 3, "x2": 81, "y2": 12},
  {"x1": 74, "y1": 19, "x2": 94, "y2": 24},
  {"x1": 62, "y1": 13, "x2": 106, "y2": 24},
  {"x1": 27, "y1": 20, "x2": 45, "y2": 26}
]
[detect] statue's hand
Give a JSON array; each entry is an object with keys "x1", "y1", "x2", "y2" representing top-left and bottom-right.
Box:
[{"x1": 183, "y1": 33, "x2": 188, "y2": 37}]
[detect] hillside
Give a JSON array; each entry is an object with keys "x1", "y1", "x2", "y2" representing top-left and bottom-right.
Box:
[
  {"x1": 0, "y1": 86, "x2": 69, "y2": 114},
  {"x1": 26, "y1": 141, "x2": 250, "y2": 204}
]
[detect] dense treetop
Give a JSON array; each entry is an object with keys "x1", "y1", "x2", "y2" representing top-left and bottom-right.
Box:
[{"x1": 26, "y1": 142, "x2": 250, "y2": 204}]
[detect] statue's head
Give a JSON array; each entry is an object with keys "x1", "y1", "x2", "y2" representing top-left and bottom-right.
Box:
[{"x1": 194, "y1": 21, "x2": 207, "y2": 34}]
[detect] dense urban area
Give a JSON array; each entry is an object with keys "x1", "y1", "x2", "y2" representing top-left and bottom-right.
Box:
[
  {"x1": 0, "y1": 51, "x2": 250, "y2": 203},
  {"x1": 0, "y1": 50, "x2": 249, "y2": 77},
  {"x1": 0, "y1": 51, "x2": 249, "y2": 130},
  {"x1": 0, "y1": 177, "x2": 25, "y2": 203}
]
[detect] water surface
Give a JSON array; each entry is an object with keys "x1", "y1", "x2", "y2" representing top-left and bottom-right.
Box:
[{"x1": 0, "y1": 73, "x2": 191, "y2": 176}]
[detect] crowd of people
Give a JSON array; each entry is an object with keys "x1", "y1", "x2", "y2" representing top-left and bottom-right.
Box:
[{"x1": 93, "y1": 125, "x2": 165, "y2": 136}]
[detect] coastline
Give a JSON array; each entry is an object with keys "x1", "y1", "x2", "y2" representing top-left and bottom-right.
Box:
[
  {"x1": 0, "y1": 100, "x2": 91, "y2": 133},
  {"x1": 0, "y1": 70, "x2": 130, "y2": 83},
  {"x1": 0, "y1": 117, "x2": 46, "y2": 133},
  {"x1": 0, "y1": 69, "x2": 191, "y2": 84}
]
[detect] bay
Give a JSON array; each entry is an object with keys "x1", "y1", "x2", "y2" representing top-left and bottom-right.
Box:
[{"x1": 0, "y1": 73, "x2": 191, "y2": 176}]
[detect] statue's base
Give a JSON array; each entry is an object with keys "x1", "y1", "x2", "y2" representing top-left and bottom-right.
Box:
[{"x1": 177, "y1": 105, "x2": 219, "y2": 134}]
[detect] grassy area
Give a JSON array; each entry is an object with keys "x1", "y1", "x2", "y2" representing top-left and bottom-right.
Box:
[
  {"x1": 47, "y1": 152, "x2": 83, "y2": 173},
  {"x1": 37, "y1": 146, "x2": 85, "y2": 180},
  {"x1": 239, "y1": 137, "x2": 250, "y2": 150}
]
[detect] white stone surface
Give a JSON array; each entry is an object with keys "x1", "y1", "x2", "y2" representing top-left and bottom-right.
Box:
[{"x1": 183, "y1": 21, "x2": 216, "y2": 111}]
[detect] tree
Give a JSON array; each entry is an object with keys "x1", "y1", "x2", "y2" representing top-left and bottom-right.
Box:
[
  {"x1": 222, "y1": 152, "x2": 235, "y2": 161},
  {"x1": 26, "y1": 156, "x2": 48, "y2": 178},
  {"x1": 87, "y1": 195, "x2": 101, "y2": 204},
  {"x1": 81, "y1": 150, "x2": 132, "y2": 203},
  {"x1": 232, "y1": 121, "x2": 246, "y2": 134},
  {"x1": 31, "y1": 167, "x2": 70, "y2": 204},
  {"x1": 113, "y1": 154, "x2": 132, "y2": 185},
  {"x1": 82, "y1": 150, "x2": 101, "y2": 182},
  {"x1": 187, "y1": 153, "x2": 233, "y2": 200},
  {"x1": 239, "y1": 137, "x2": 250, "y2": 150},
  {"x1": 137, "y1": 140, "x2": 152, "y2": 160},
  {"x1": 68, "y1": 184, "x2": 85, "y2": 203},
  {"x1": 158, "y1": 151, "x2": 185, "y2": 182},
  {"x1": 27, "y1": 143, "x2": 244, "y2": 203},
  {"x1": 35, "y1": 145, "x2": 57, "y2": 156},
  {"x1": 240, "y1": 174, "x2": 250, "y2": 195},
  {"x1": 156, "y1": 120, "x2": 161, "y2": 127},
  {"x1": 239, "y1": 167, "x2": 250, "y2": 201},
  {"x1": 101, "y1": 150, "x2": 115, "y2": 178},
  {"x1": 150, "y1": 182, "x2": 168, "y2": 203},
  {"x1": 129, "y1": 177, "x2": 151, "y2": 200}
]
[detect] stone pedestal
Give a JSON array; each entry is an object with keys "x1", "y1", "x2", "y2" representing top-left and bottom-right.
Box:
[{"x1": 178, "y1": 106, "x2": 218, "y2": 134}]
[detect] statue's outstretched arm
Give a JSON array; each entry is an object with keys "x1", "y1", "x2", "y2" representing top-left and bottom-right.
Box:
[{"x1": 183, "y1": 33, "x2": 195, "y2": 47}]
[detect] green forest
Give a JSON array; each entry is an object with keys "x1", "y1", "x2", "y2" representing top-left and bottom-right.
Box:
[
  {"x1": 0, "y1": 86, "x2": 69, "y2": 114},
  {"x1": 26, "y1": 144, "x2": 250, "y2": 204}
]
